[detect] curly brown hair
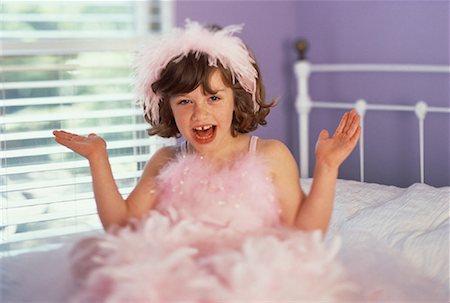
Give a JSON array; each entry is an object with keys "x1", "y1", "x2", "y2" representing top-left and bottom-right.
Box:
[{"x1": 145, "y1": 52, "x2": 276, "y2": 138}]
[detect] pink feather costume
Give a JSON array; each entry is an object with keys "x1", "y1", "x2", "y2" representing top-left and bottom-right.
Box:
[
  {"x1": 67, "y1": 139, "x2": 446, "y2": 303},
  {"x1": 1, "y1": 141, "x2": 444, "y2": 303},
  {"x1": 70, "y1": 139, "x2": 358, "y2": 302}
]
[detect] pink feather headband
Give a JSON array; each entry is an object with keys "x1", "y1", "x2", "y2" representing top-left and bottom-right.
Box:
[{"x1": 134, "y1": 20, "x2": 259, "y2": 124}]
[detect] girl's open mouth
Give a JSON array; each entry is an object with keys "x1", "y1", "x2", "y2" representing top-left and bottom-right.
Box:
[{"x1": 193, "y1": 125, "x2": 216, "y2": 144}]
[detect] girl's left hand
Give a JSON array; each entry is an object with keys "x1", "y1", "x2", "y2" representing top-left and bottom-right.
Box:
[{"x1": 314, "y1": 109, "x2": 361, "y2": 169}]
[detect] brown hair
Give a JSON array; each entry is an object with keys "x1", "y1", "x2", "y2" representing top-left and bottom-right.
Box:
[{"x1": 145, "y1": 52, "x2": 275, "y2": 138}]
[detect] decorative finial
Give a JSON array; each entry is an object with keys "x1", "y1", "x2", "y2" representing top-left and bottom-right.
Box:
[{"x1": 295, "y1": 39, "x2": 308, "y2": 61}]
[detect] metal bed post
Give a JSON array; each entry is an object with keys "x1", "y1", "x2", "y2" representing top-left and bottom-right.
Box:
[
  {"x1": 294, "y1": 40, "x2": 312, "y2": 178},
  {"x1": 355, "y1": 99, "x2": 367, "y2": 182},
  {"x1": 415, "y1": 101, "x2": 428, "y2": 184}
]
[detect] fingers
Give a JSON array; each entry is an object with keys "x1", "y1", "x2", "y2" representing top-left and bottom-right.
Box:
[
  {"x1": 335, "y1": 109, "x2": 360, "y2": 137},
  {"x1": 345, "y1": 111, "x2": 361, "y2": 135},
  {"x1": 350, "y1": 125, "x2": 362, "y2": 143},
  {"x1": 342, "y1": 110, "x2": 357, "y2": 132},
  {"x1": 54, "y1": 135, "x2": 77, "y2": 151},
  {"x1": 334, "y1": 112, "x2": 349, "y2": 136},
  {"x1": 53, "y1": 130, "x2": 86, "y2": 152},
  {"x1": 53, "y1": 130, "x2": 78, "y2": 141},
  {"x1": 53, "y1": 130, "x2": 75, "y2": 137},
  {"x1": 53, "y1": 130, "x2": 94, "y2": 141},
  {"x1": 318, "y1": 129, "x2": 329, "y2": 140}
]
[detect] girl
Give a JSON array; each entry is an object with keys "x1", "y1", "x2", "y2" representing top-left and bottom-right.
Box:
[
  {"x1": 51, "y1": 21, "x2": 428, "y2": 302},
  {"x1": 53, "y1": 22, "x2": 361, "y2": 234}
]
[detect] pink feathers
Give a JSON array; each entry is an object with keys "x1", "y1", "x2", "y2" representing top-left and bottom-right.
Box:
[
  {"x1": 156, "y1": 153, "x2": 280, "y2": 231},
  {"x1": 71, "y1": 153, "x2": 357, "y2": 302},
  {"x1": 72, "y1": 213, "x2": 356, "y2": 302}
]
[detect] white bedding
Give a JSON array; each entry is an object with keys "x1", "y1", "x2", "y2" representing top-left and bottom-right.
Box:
[
  {"x1": 303, "y1": 179, "x2": 449, "y2": 287},
  {"x1": 2, "y1": 179, "x2": 448, "y2": 302}
]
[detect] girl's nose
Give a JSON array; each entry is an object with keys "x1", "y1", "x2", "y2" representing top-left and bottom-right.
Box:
[{"x1": 192, "y1": 102, "x2": 209, "y2": 120}]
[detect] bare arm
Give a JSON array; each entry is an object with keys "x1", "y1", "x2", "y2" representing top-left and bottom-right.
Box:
[
  {"x1": 53, "y1": 130, "x2": 174, "y2": 230},
  {"x1": 295, "y1": 110, "x2": 361, "y2": 233},
  {"x1": 268, "y1": 110, "x2": 360, "y2": 233},
  {"x1": 264, "y1": 140, "x2": 304, "y2": 226}
]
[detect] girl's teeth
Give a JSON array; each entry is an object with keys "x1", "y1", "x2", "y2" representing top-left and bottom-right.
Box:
[{"x1": 195, "y1": 125, "x2": 212, "y2": 131}]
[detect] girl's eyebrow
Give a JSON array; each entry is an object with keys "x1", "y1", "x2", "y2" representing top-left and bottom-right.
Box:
[
  {"x1": 173, "y1": 93, "x2": 191, "y2": 98},
  {"x1": 172, "y1": 87, "x2": 227, "y2": 98},
  {"x1": 210, "y1": 88, "x2": 226, "y2": 93}
]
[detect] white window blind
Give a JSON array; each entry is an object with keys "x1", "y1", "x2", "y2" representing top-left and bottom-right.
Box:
[{"x1": 1, "y1": 1, "x2": 175, "y2": 256}]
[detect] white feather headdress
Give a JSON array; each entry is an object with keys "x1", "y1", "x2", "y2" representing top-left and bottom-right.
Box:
[{"x1": 134, "y1": 20, "x2": 258, "y2": 124}]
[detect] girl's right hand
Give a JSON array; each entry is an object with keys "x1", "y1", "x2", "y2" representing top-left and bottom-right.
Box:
[
  {"x1": 314, "y1": 110, "x2": 361, "y2": 170},
  {"x1": 53, "y1": 130, "x2": 107, "y2": 161}
]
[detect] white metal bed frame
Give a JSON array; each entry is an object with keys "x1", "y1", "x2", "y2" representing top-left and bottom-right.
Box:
[{"x1": 294, "y1": 40, "x2": 450, "y2": 184}]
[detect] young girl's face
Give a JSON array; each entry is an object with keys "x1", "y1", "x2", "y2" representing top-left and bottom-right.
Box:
[{"x1": 169, "y1": 69, "x2": 235, "y2": 153}]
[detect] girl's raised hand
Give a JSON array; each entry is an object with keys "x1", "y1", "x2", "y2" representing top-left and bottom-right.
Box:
[
  {"x1": 314, "y1": 110, "x2": 361, "y2": 169},
  {"x1": 53, "y1": 130, "x2": 107, "y2": 161}
]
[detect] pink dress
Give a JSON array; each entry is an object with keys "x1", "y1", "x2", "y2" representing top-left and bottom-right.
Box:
[
  {"x1": 71, "y1": 136, "x2": 356, "y2": 302},
  {"x1": 69, "y1": 137, "x2": 445, "y2": 302}
]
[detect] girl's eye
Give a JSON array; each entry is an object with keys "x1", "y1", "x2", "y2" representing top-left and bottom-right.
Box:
[
  {"x1": 209, "y1": 95, "x2": 220, "y2": 102},
  {"x1": 178, "y1": 99, "x2": 190, "y2": 105}
]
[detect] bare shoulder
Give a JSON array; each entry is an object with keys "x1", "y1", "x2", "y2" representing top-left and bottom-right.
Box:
[
  {"x1": 255, "y1": 138, "x2": 295, "y2": 161},
  {"x1": 254, "y1": 138, "x2": 300, "y2": 178},
  {"x1": 126, "y1": 144, "x2": 179, "y2": 216},
  {"x1": 147, "y1": 145, "x2": 179, "y2": 172},
  {"x1": 151, "y1": 144, "x2": 178, "y2": 161}
]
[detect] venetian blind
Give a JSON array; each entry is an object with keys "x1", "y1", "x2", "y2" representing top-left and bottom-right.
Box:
[{"x1": 1, "y1": 1, "x2": 175, "y2": 256}]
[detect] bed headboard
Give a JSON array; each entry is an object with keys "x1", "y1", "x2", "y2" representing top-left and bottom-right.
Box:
[{"x1": 294, "y1": 39, "x2": 450, "y2": 184}]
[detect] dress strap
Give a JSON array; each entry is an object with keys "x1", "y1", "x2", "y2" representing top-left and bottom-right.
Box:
[
  {"x1": 249, "y1": 136, "x2": 259, "y2": 153},
  {"x1": 180, "y1": 140, "x2": 188, "y2": 156}
]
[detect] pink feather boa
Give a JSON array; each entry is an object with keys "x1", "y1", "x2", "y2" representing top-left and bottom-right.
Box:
[{"x1": 71, "y1": 212, "x2": 357, "y2": 303}]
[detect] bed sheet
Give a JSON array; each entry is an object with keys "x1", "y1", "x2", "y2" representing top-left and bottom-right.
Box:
[{"x1": 302, "y1": 178, "x2": 449, "y2": 287}]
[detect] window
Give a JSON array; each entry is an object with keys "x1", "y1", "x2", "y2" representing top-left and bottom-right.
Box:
[{"x1": 1, "y1": 1, "x2": 175, "y2": 256}]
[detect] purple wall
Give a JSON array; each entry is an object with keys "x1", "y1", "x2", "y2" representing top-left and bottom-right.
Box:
[{"x1": 175, "y1": 1, "x2": 449, "y2": 187}]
